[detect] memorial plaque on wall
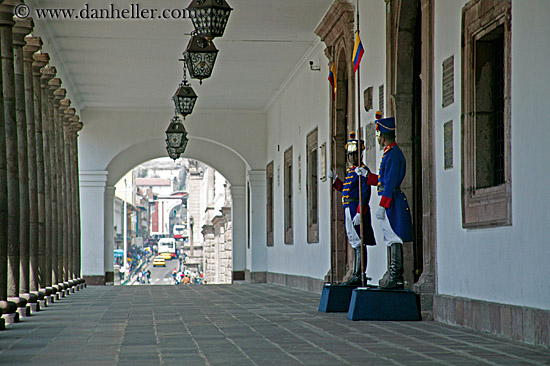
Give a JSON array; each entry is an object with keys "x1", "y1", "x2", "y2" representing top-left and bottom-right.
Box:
[
  {"x1": 444, "y1": 120, "x2": 453, "y2": 169},
  {"x1": 442, "y1": 55, "x2": 454, "y2": 108},
  {"x1": 364, "y1": 86, "x2": 373, "y2": 112},
  {"x1": 379, "y1": 84, "x2": 384, "y2": 116},
  {"x1": 319, "y1": 143, "x2": 327, "y2": 182}
]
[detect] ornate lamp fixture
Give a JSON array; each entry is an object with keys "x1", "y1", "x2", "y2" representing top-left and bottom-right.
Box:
[
  {"x1": 187, "y1": 0, "x2": 233, "y2": 40},
  {"x1": 173, "y1": 57, "x2": 198, "y2": 118},
  {"x1": 185, "y1": 34, "x2": 218, "y2": 83},
  {"x1": 166, "y1": 146, "x2": 180, "y2": 161},
  {"x1": 165, "y1": 115, "x2": 189, "y2": 161}
]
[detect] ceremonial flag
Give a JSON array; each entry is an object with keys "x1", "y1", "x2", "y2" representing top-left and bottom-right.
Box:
[
  {"x1": 328, "y1": 61, "x2": 336, "y2": 100},
  {"x1": 352, "y1": 33, "x2": 364, "y2": 73}
]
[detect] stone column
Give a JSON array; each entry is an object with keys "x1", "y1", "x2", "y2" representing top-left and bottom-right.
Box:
[
  {"x1": 0, "y1": 1, "x2": 15, "y2": 328},
  {"x1": 201, "y1": 224, "x2": 215, "y2": 284},
  {"x1": 53, "y1": 85, "x2": 66, "y2": 294},
  {"x1": 80, "y1": 171, "x2": 108, "y2": 285},
  {"x1": 1, "y1": 1, "x2": 28, "y2": 320},
  {"x1": 104, "y1": 186, "x2": 115, "y2": 285},
  {"x1": 62, "y1": 105, "x2": 75, "y2": 285},
  {"x1": 33, "y1": 52, "x2": 49, "y2": 303},
  {"x1": 41, "y1": 65, "x2": 55, "y2": 299},
  {"x1": 247, "y1": 170, "x2": 267, "y2": 283},
  {"x1": 187, "y1": 165, "x2": 203, "y2": 257},
  {"x1": 57, "y1": 98, "x2": 69, "y2": 287},
  {"x1": 71, "y1": 118, "x2": 83, "y2": 282},
  {"x1": 23, "y1": 33, "x2": 40, "y2": 293},
  {"x1": 230, "y1": 185, "x2": 245, "y2": 281},
  {"x1": 48, "y1": 78, "x2": 63, "y2": 294},
  {"x1": 221, "y1": 205, "x2": 232, "y2": 283},
  {"x1": 13, "y1": 17, "x2": 35, "y2": 314}
]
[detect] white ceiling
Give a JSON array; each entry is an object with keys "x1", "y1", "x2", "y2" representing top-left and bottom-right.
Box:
[{"x1": 29, "y1": 0, "x2": 333, "y2": 111}]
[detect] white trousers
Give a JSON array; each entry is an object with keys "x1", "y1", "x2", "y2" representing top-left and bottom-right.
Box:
[
  {"x1": 344, "y1": 207, "x2": 361, "y2": 249},
  {"x1": 379, "y1": 214, "x2": 403, "y2": 247}
]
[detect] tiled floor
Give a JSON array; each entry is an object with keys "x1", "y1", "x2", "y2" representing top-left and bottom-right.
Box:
[{"x1": 0, "y1": 284, "x2": 548, "y2": 365}]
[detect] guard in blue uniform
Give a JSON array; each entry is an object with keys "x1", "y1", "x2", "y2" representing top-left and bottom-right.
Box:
[
  {"x1": 329, "y1": 132, "x2": 376, "y2": 286},
  {"x1": 357, "y1": 116, "x2": 412, "y2": 289}
]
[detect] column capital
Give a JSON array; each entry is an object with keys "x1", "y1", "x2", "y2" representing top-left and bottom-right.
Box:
[
  {"x1": 0, "y1": 2, "x2": 17, "y2": 27},
  {"x1": 71, "y1": 118, "x2": 83, "y2": 135},
  {"x1": 64, "y1": 107, "x2": 75, "y2": 127},
  {"x1": 59, "y1": 98, "x2": 70, "y2": 117},
  {"x1": 41, "y1": 65, "x2": 56, "y2": 87},
  {"x1": 51, "y1": 82, "x2": 64, "y2": 105},
  {"x1": 23, "y1": 36, "x2": 41, "y2": 63},
  {"x1": 33, "y1": 51, "x2": 49, "y2": 76},
  {"x1": 13, "y1": 17, "x2": 33, "y2": 47}
]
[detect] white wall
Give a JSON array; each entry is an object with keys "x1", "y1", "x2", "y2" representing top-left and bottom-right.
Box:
[
  {"x1": 265, "y1": 43, "x2": 331, "y2": 279},
  {"x1": 434, "y1": 0, "x2": 550, "y2": 310},
  {"x1": 264, "y1": 1, "x2": 389, "y2": 282}
]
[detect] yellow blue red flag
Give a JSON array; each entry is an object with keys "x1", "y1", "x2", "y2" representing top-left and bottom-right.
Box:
[
  {"x1": 328, "y1": 62, "x2": 336, "y2": 99},
  {"x1": 352, "y1": 33, "x2": 364, "y2": 73}
]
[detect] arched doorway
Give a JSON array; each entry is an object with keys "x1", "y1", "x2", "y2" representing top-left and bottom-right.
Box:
[
  {"x1": 315, "y1": 1, "x2": 355, "y2": 283},
  {"x1": 387, "y1": 0, "x2": 436, "y2": 318}
]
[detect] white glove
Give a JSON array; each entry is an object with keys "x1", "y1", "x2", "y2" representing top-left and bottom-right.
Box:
[
  {"x1": 352, "y1": 214, "x2": 361, "y2": 226},
  {"x1": 376, "y1": 206, "x2": 386, "y2": 220},
  {"x1": 327, "y1": 169, "x2": 337, "y2": 183},
  {"x1": 355, "y1": 166, "x2": 368, "y2": 177}
]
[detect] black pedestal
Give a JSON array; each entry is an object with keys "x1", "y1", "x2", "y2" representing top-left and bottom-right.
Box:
[
  {"x1": 347, "y1": 287, "x2": 420, "y2": 321},
  {"x1": 318, "y1": 284, "x2": 357, "y2": 312}
]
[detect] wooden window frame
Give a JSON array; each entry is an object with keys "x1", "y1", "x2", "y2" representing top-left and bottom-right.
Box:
[
  {"x1": 266, "y1": 161, "x2": 274, "y2": 246},
  {"x1": 284, "y1": 147, "x2": 293, "y2": 244},
  {"x1": 306, "y1": 129, "x2": 319, "y2": 243},
  {"x1": 461, "y1": 0, "x2": 511, "y2": 228}
]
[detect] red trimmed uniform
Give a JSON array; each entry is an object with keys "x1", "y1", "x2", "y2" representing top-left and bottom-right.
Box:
[{"x1": 332, "y1": 165, "x2": 376, "y2": 248}]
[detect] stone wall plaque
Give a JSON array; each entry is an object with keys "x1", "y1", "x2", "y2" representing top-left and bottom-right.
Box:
[
  {"x1": 378, "y1": 84, "x2": 384, "y2": 115},
  {"x1": 442, "y1": 55, "x2": 454, "y2": 108},
  {"x1": 364, "y1": 86, "x2": 373, "y2": 111},
  {"x1": 320, "y1": 143, "x2": 327, "y2": 182},
  {"x1": 444, "y1": 120, "x2": 453, "y2": 170}
]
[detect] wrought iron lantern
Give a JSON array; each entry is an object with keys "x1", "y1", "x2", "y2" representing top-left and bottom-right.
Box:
[
  {"x1": 185, "y1": 34, "x2": 218, "y2": 83},
  {"x1": 173, "y1": 58, "x2": 198, "y2": 118},
  {"x1": 165, "y1": 115, "x2": 189, "y2": 151},
  {"x1": 187, "y1": 0, "x2": 233, "y2": 40},
  {"x1": 166, "y1": 146, "x2": 180, "y2": 161}
]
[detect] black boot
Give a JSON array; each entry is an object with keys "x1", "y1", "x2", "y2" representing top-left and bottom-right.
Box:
[
  {"x1": 380, "y1": 243, "x2": 404, "y2": 290},
  {"x1": 343, "y1": 247, "x2": 362, "y2": 286}
]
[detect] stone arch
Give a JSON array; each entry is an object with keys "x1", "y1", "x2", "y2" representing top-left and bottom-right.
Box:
[{"x1": 106, "y1": 137, "x2": 247, "y2": 187}]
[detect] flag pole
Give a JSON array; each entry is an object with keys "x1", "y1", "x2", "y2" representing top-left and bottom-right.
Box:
[
  {"x1": 330, "y1": 45, "x2": 335, "y2": 285},
  {"x1": 355, "y1": 0, "x2": 366, "y2": 287}
]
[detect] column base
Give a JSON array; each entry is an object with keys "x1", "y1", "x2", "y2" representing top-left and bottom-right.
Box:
[
  {"x1": 0, "y1": 317, "x2": 4, "y2": 331},
  {"x1": 38, "y1": 299, "x2": 47, "y2": 308},
  {"x1": 16, "y1": 307, "x2": 29, "y2": 320},
  {"x1": 1, "y1": 312, "x2": 18, "y2": 325},
  {"x1": 29, "y1": 302, "x2": 40, "y2": 314}
]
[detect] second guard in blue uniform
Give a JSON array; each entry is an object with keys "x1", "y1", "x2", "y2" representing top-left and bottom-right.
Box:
[{"x1": 330, "y1": 132, "x2": 376, "y2": 286}]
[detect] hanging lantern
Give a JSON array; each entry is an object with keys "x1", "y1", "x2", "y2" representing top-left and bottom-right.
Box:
[
  {"x1": 166, "y1": 146, "x2": 180, "y2": 161},
  {"x1": 187, "y1": 0, "x2": 233, "y2": 39},
  {"x1": 165, "y1": 115, "x2": 188, "y2": 149},
  {"x1": 173, "y1": 59, "x2": 198, "y2": 118},
  {"x1": 185, "y1": 34, "x2": 218, "y2": 83}
]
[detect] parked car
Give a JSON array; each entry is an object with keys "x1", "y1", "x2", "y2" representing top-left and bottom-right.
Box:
[{"x1": 153, "y1": 256, "x2": 166, "y2": 267}]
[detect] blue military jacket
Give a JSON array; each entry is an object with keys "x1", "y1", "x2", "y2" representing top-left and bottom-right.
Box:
[
  {"x1": 377, "y1": 143, "x2": 412, "y2": 242},
  {"x1": 341, "y1": 165, "x2": 371, "y2": 213}
]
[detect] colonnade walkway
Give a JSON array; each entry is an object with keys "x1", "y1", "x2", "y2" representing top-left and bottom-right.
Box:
[{"x1": 0, "y1": 283, "x2": 548, "y2": 366}]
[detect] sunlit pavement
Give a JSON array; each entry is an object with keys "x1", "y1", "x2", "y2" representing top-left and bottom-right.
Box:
[{"x1": 0, "y1": 284, "x2": 548, "y2": 366}]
